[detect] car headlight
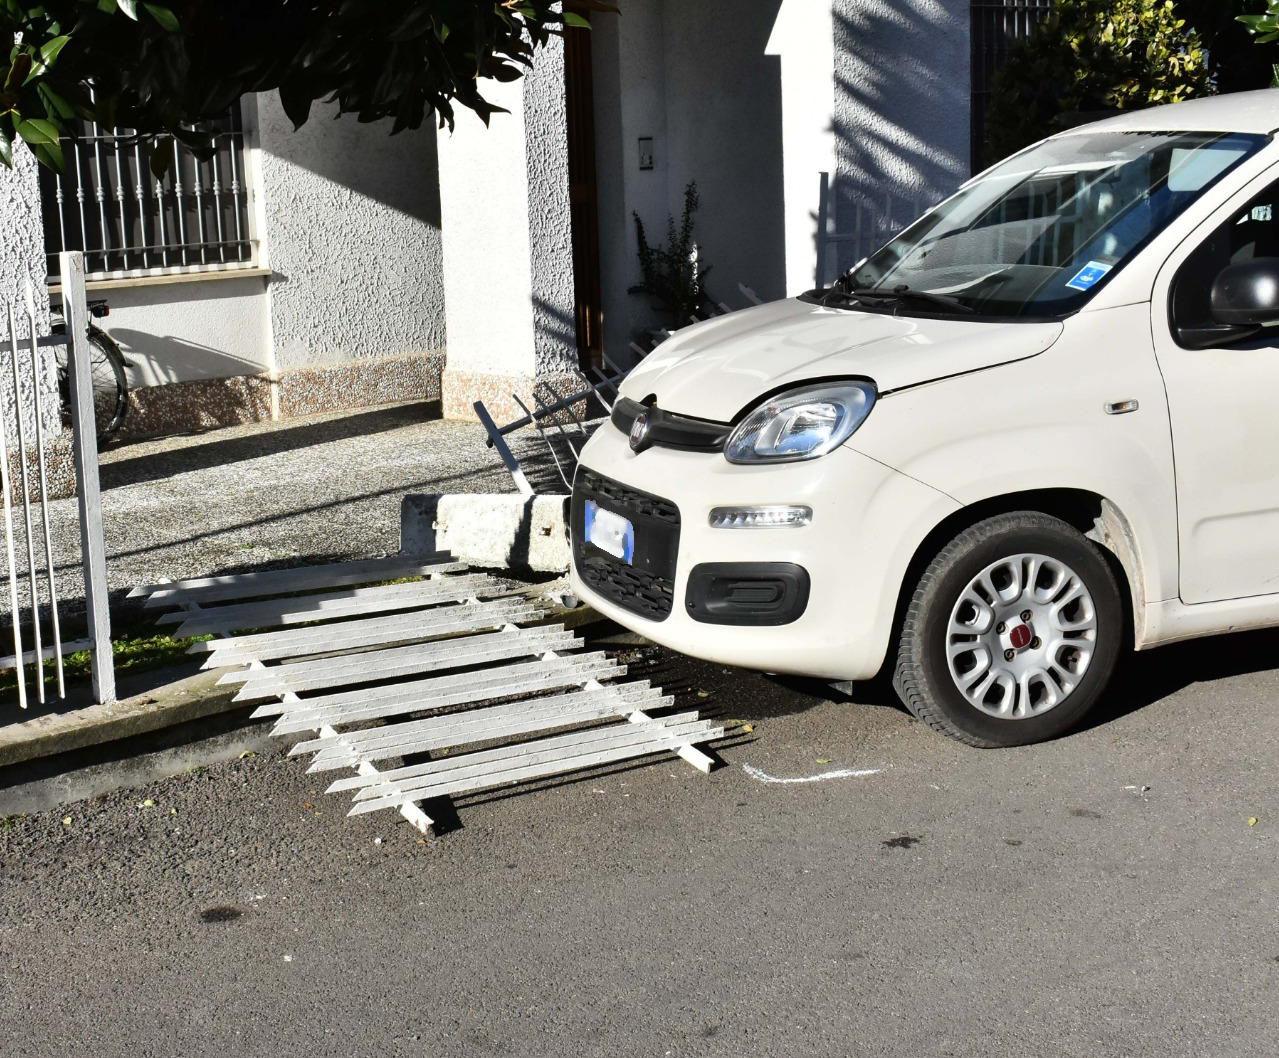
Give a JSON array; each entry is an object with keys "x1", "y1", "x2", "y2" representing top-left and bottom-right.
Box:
[{"x1": 724, "y1": 381, "x2": 876, "y2": 464}]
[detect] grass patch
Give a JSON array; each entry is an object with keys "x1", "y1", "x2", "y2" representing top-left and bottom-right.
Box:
[{"x1": 1, "y1": 629, "x2": 213, "y2": 700}]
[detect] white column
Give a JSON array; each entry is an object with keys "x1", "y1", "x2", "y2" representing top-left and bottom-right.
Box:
[
  {"x1": 437, "y1": 36, "x2": 578, "y2": 421},
  {"x1": 766, "y1": 0, "x2": 837, "y2": 296}
]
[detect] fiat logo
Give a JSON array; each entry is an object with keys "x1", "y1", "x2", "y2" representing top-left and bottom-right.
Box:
[{"x1": 629, "y1": 412, "x2": 654, "y2": 454}]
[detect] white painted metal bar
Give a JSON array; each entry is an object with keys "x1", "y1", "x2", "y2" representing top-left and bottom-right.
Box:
[
  {"x1": 348, "y1": 711, "x2": 705, "y2": 800},
  {"x1": 348, "y1": 717, "x2": 724, "y2": 816},
  {"x1": 224, "y1": 626, "x2": 583, "y2": 701},
  {"x1": 8, "y1": 304, "x2": 44, "y2": 703},
  {"x1": 302, "y1": 685, "x2": 670, "y2": 772},
  {"x1": 195, "y1": 597, "x2": 546, "y2": 667},
  {"x1": 24, "y1": 284, "x2": 64, "y2": 698},
  {"x1": 296, "y1": 680, "x2": 663, "y2": 759},
  {"x1": 0, "y1": 636, "x2": 92, "y2": 671},
  {"x1": 162, "y1": 574, "x2": 496, "y2": 636},
  {"x1": 247, "y1": 656, "x2": 435, "y2": 835},
  {"x1": 0, "y1": 346, "x2": 25, "y2": 709},
  {"x1": 131, "y1": 554, "x2": 460, "y2": 604},
  {"x1": 62, "y1": 252, "x2": 115, "y2": 704},
  {"x1": 315, "y1": 688, "x2": 673, "y2": 777},
  {"x1": 161, "y1": 576, "x2": 435, "y2": 834},
  {"x1": 266, "y1": 654, "x2": 624, "y2": 733}
]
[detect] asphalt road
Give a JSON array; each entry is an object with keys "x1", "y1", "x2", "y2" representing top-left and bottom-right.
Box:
[{"x1": 2, "y1": 628, "x2": 1277, "y2": 1058}]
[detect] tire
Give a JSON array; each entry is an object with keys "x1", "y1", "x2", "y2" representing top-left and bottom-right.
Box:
[
  {"x1": 892, "y1": 512, "x2": 1123, "y2": 748},
  {"x1": 52, "y1": 322, "x2": 129, "y2": 444}
]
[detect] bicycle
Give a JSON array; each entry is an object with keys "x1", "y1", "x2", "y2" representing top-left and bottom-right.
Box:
[{"x1": 50, "y1": 298, "x2": 130, "y2": 444}]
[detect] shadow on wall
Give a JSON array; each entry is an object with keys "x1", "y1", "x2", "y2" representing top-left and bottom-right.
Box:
[
  {"x1": 109, "y1": 328, "x2": 266, "y2": 387},
  {"x1": 830, "y1": 0, "x2": 971, "y2": 275}
]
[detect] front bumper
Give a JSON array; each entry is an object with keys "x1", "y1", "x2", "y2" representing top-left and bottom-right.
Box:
[{"x1": 569, "y1": 421, "x2": 959, "y2": 681}]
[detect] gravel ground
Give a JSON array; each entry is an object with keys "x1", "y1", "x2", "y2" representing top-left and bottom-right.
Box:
[
  {"x1": 3, "y1": 400, "x2": 579, "y2": 625},
  {"x1": 1, "y1": 632, "x2": 1278, "y2": 1057}
]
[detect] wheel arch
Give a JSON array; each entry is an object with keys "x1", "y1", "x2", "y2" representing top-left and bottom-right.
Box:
[{"x1": 888, "y1": 488, "x2": 1144, "y2": 665}]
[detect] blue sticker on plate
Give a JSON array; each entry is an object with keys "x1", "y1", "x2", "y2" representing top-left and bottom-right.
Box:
[{"x1": 1065, "y1": 261, "x2": 1113, "y2": 292}]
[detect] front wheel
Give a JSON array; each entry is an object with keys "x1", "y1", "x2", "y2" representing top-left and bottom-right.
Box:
[{"x1": 892, "y1": 512, "x2": 1123, "y2": 748}]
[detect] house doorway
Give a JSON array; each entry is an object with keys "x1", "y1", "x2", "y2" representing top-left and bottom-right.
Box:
[{"x1": 564, "y1": 16, "x2": 603, "y2": 369}]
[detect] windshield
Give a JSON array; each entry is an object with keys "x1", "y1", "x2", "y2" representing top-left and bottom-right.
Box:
[{"x1": 842, "y1": 130, "x2": 1268, "y2": 319}]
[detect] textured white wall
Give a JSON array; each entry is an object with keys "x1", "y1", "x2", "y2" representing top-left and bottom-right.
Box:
[
  {"x1": 0, "y1": 144, "x2": 57, "y2": 446},
  {"x1": 101, "y1": 277, "x2": 273, "y2": 388},
  {"x1": 256, "y1": 92, "x2": 447, "y2": 373},
  {"x1": 831, "y1": 0, "x2": 971, "y2": 271},
  {"x1": 437, "y1": 33, "x2": 577, "y2": 379}
]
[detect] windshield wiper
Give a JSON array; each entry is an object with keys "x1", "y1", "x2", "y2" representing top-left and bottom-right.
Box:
[{"x1": 842, "y1": 284, "x2": 976, "y2": 314}]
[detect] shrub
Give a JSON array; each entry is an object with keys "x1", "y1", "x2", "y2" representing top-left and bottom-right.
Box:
[
  {"x1": 630, "y1": 182, "x2": 712, "y2": 332},
  {"x1": 983, "y1": 0, "x2": 1213, "y2": 168}
]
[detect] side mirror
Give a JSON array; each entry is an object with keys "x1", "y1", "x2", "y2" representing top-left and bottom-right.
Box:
[
  {"x1": 1178, "y1": 258, "x2": 1279, "y2": 349},
  {"x1": 1211, "y1": 258, "x2": 1279, "y2": 326}
]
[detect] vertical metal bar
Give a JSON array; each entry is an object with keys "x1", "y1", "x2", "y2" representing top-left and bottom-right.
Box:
[
  {"x1": 52, "y1": 164, "x2": 71, "y2": 282},
  {"x1": 24, "y1": 284, "x2": 64, "y2": 698},
  {"x1": 815, "y1": 171, "x2": 830, "y2": 289},
  {"x1": 154, "y1": 175, "x2": 169, "y2": 269},
  {"x1": 89, "y1": 118, "x2": 112, "y2": 273},
  {"x1": 0, "y1": 308, "x2": 26, "y2": 709},
  {"x1": 209, "y1": 132, "x2": 227, "y2": 264},
  {"x1": 132, "y1": 135, "x2": 149, "y2": 270},
  {"x1": 7, "y1": 304, "x2": 43, "y2": 703},
  {"x1": 513, "y1": 394, "x2": 571, "y2": 491},
  {"x1": 71, "y1": 137, "x2": 91, "y2": 268},
  {"x1": 111, "y1": 127, "x2": 130, "y2": 272},
  {"x1": 60, "y1": 252, "x2": 114, "y2": 704},
  {"x1": 171, "y1": 139, "x2": 188, "y2": 267},
  {"x1": 226, "y1": 116, "x2": 245, "y2": 256},
  {"x1": 191, "y1": 146, "x2": 207, "y2": 266}
]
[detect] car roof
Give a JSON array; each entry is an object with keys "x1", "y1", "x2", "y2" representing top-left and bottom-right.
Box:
[{"x1": 1055, "y1": 89, "x2": 1279, "y2": 137}]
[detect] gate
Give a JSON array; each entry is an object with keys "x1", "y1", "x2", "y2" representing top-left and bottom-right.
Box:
[
  {"x1": 970, "y1": 0, "x2": 1055, "y2": 171},
  {"x1": 2, "y1": 251, "x2": 114, "y2": 708}
]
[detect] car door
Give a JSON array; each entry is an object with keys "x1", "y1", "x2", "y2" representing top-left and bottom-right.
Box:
[{"x1": 1153, "y1": 166, "x2": 1279, "y2": 604}]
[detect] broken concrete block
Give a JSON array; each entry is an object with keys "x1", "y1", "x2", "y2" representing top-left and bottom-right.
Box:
[{"x1": 401, "y1": 493, "x2": 571, "y2": 573}]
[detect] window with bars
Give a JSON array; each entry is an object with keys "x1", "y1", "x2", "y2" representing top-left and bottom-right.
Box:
[
  {"x1": 38, "y1": 103, "x2": 255, "y2": 283},
  {"x1": 969, "y1": 0, "x2": 1054, "y2": 173}
]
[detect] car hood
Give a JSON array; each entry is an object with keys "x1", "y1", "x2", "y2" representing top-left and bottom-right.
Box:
[{"x1": 619, "y1": 298, "x2": 1064, "y2": 421}]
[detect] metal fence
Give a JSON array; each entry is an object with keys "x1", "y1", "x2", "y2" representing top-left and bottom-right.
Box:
[
  {"x1": 814, "y1": 172, "x2": 940, "y2": 289},
  {"x1": 2, "y1": 252, "x2": 113, "y2": 708},
  {"x1": 970, "y1": 0, "x2": 1054, "y2": 171},
  {"x1": 38, "y1": 104, "x2": 254, "y2": 283}
]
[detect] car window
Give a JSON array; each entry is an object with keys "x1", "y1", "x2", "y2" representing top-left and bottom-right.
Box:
[
  {"x1": 1171, "y1": 179, "x2": 1279, "y2": 337},
  {"x1": 842, "y1": 131, "x2": 1268, "y2": 320}
]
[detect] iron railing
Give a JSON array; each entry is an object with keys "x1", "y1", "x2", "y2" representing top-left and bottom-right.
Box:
[
  {"x1": 970, "y1": 0, "x2": 1054, "y2": 172},
  {"x1": 39, "y1": 104, "x2": 254, "y2": 283}
]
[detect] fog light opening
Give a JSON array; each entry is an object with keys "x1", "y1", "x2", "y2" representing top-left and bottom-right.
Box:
[{"x1": 708, "y1": 505, "x2": 813, "y2": 529}]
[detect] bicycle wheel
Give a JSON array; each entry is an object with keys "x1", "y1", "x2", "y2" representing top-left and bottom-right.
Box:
[{"x1": 51, "y1": 322, "x2": 130, "y2": 443}]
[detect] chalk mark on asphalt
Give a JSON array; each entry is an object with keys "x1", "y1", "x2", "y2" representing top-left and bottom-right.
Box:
[{"x1": 742, "y1": 763, "x2": 881, "y2": 785}]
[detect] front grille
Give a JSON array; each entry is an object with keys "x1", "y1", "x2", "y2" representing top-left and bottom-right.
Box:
[{"x1": 572, "y1": 468, "x2": 681, "y2": 621}]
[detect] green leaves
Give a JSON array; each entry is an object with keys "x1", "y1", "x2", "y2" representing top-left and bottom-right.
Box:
[
  {"x1": 0, "y1": 0, "x2": 609, "y2": 173},
  {"x1": 984, "y1": 0, "x2": 1214, "y2": 166},
  {"x1": 1239, "y1": 2, "x2": 1279, "y2": 44}
]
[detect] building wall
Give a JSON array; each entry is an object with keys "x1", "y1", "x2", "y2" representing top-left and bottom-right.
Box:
[
  {"x1": 0, "y1": 145, "x2": 57, "y2": 447},
  {"x1": 592, "y1": 0, "x2": 788, "y2": 357},
  {"x1": 103, "y1": 275, "x2": 272, "y2": 388},
  {"x1": 255, "y1": 92, "x2": 447, "y2": 374},
  {"x1": 831, "y1": 0, "x2": 972, "y2": 271}
]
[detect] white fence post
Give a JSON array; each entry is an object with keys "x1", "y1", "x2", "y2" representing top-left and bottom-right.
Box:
[{"x1": 60, "y1": 251, "x2": 114, "y2": 704}]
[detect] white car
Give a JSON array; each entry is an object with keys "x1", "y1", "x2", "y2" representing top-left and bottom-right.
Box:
[{"x1": 569, "y1": 90, "x2": 1279, "y2": 748}]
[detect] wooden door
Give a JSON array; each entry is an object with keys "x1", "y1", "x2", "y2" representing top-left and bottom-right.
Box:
[{"x1": 565, "y1": 17, "x2": 603, "y2": 368}]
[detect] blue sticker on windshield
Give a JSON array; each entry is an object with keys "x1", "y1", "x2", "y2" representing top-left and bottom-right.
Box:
[{"x1": 1065, "y1": 261, "x2": 1113, "y2": 292}]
